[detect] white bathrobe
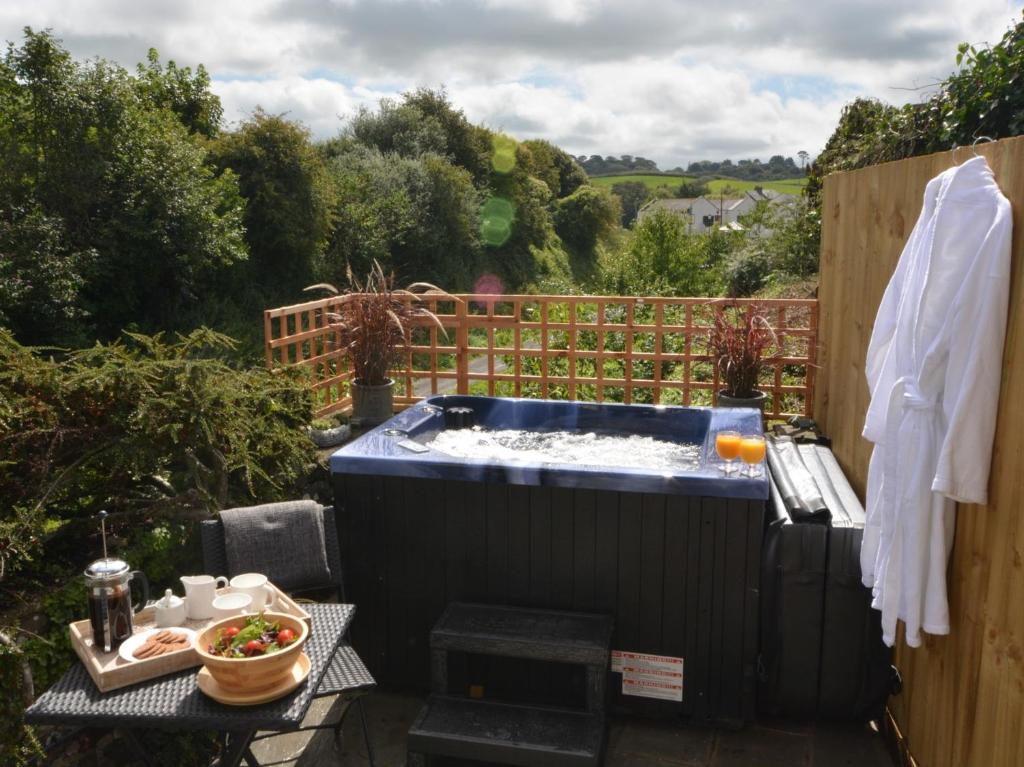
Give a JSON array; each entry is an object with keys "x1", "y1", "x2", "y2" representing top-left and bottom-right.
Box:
[{"x1": 861, "y1": 155, "x2": 1012, "y2": 648}]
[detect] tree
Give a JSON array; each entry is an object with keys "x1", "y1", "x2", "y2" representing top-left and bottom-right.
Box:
[
  {"x1": 608, "y1": 209, "x2": 731, "y2": 296},
  {"x1": 210, "y1": 110, "x2": 335, "y2": 303},
  {"x1": 348, "y1": 88, "x2": 493, "y2": 188},
  {"x1": 398, "y1": 154, "x2": 483, "y2": 286},
  {"x1": 520, "y1": 139, "x2": 560, "y2": 196},
  {"x1": 610, "y1": 181, "x2": 649, "y2": 227},
  {"x1": 402, "y1": 88, "x2": 493, "y2": 186},
  {"x1": 0, "y1": 205, "x2": 94, "y2": 345},
  {"x1": 808, "y1": 14, "x2": 1024, "y2": 209},
  {"x1": 522, "y1": 139, "x2": 588, "y2": 198},
  {"x1": 0, "y1": 29, "x2": 247, "y2": 340},
  {"x1": 322, "y1": 145, "x2": 481, "y2": 289},
  {"x1": 725, "y1": 198, "x2": 821, "y2": 296},
  {"x1": 685, "y1": 157, "x2": 802, "y2": 181},
  {"x1": 677, "y1": 179, "x2": 710, "y2": 198},
  {"x1": 554, "y1": 185, "x2": 620, "y2": 253},
  {"x1": 797, "y1": 150, "x2": 809, "y2": 169},
  {"x1": 577, "y1": 155, "x2": 659, "y2": 176},
  {"x1": 135, "y1": 48, "x2": 223, "y2": 137},
  {"x1": 483, "y1": 140, "x2": 555, "y2": 283}
]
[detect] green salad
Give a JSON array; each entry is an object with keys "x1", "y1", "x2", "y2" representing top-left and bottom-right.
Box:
[{"x1": 208, "y1": 612, "x2": 299, "y2": 658}]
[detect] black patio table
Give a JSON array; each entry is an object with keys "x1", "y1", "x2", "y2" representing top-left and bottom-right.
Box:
[{"x1": 25, "y1": 603, "x2": 361, "y2": 767}]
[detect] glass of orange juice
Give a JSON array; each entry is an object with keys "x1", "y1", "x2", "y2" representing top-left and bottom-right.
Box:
[
  {"x1": 715, "y1": 430, "x2": 742, "y2": 475},
  {"x1": 739, "y1": 434, "x2": 766, "y2": 477}
]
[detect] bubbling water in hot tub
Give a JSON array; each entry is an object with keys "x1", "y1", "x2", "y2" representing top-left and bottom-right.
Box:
[{"x1": 425, "y1": 427, "x2": 702, "y2": 471}]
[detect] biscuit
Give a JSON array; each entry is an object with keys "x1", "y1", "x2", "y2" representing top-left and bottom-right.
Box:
[{"x1": 133, "y1": 631, "x2": 189, "y2": 659}]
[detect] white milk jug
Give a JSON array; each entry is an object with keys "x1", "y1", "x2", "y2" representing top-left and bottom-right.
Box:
[{"x1": 180, "y1": 574, "x2": 228, "y2": 620}]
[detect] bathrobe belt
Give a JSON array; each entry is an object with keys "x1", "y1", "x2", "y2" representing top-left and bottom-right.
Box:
[{"x1": 882, "y1": 375, "x2": 938, "y2": 511}]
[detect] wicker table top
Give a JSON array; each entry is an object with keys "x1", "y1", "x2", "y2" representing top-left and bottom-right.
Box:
[{"x1": 25, "y1": 603, "x2": 355, "y2": 732}]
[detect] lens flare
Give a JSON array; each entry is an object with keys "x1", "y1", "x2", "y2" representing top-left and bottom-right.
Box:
[
  {"x1": 474, "y1": 273, "x2": 504, "y2": 294},
  {"x1": 480, "y1": 196, "x2": 515, "y2": 246},
  {"x1": 491, "y1": 133, "x2": 517, "y2": 174}
]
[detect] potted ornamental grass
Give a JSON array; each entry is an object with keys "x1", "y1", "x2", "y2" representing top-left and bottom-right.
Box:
[
  {"x1": 707, "y1": 303, "x2": 778, "y2": 410},
  {"x1": 307, "y1": 261, "x2": 454, "y2": 425}
]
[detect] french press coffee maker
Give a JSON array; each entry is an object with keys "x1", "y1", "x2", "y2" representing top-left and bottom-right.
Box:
[{"x1": 84, "y1": 511, "x2": 149, "y2": 653}]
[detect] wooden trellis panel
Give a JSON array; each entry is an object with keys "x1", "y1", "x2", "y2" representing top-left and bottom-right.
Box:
[{"x1": 265, "y1": 294, "x2": 818, "y2": 420}]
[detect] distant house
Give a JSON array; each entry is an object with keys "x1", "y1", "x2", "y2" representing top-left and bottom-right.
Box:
[{"x1": 637, "y1": 189, "x2": 794, "y2": 235}]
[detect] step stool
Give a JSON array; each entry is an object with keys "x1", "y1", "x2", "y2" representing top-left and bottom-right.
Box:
[{"x1": 407, "y1": 602, "x2": 613, "y2": 766}]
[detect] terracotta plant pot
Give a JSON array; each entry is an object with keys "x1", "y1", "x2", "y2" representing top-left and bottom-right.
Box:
[
  {"x1": 717, "y1": 389, "x2": 768, "y2": 410},
  {"x1": 194, "y1": 612, "x2": 308, "y2": 694},
  {"x1": 351, "y1": 378, "x2": 395, "y2": 426}
]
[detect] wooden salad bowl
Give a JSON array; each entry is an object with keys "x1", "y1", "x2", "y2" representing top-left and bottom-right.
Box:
[{"x1": 194, "y1": 612, "x2": 309, "y2": 694}]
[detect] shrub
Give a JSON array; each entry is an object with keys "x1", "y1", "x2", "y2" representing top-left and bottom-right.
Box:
[
  {"x1": 554, "y1": 185, "x2": 621, "y2": 252},
  {"x1": 323, "y1": 146, "x2": 482, "y2": 289},
  {"x1": 0, "y1": 327, "x2": 315, "y2": 762},
  {"x1": 725, "y1": 246, "x2": 773, "y2": 297},
  {"x1": 707, "y1": 304, "x2": 778, "y2": 398},
  {"x1": 606, "y1": 210, "x2": 733, "y2": 296},
  {"x1": 0, "y1": 205, "x2": 94, "y2": 346}
]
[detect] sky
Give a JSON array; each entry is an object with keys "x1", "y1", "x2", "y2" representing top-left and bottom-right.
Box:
[{"x1": 1, "y1": 1, "x2": 1021, "y2": 169}]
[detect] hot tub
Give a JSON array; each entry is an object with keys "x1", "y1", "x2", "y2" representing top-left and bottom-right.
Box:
[{"x1": 331, "y1": 395, "x2": 767, "y2": 725}]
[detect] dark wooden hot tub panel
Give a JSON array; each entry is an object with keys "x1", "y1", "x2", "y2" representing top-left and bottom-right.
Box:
[{"x1": 335, "y1": 474, "x2": 764, "y2": 725}]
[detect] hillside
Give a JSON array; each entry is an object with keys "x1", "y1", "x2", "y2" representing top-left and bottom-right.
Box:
[{"x1": 590, "y1": 173, "x2": 807, "y2": 196}]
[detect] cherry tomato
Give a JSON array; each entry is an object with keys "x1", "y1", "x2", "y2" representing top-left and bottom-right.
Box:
[
  {"x1": 243, "y1": 640, "x2": 265, "y2": 656},
  {"x1": 277, "y1": 628, "x2": 296, "y2": 645},
  {"x1": 220, "y1": 626, "x2": 241, "y2": 648}
]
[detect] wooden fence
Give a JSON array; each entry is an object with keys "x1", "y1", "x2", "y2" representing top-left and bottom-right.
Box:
[
  {"x1": 816, "y1": 136, "x2": 1024, "y2": 767},
  {"x1": 264, "y1": 294, "x2": 818, "y2": 420}
]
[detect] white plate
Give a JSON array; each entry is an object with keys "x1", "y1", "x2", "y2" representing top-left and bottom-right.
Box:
[{"x1": 118, "y1": 627, "x2": 196, "y2": 663}]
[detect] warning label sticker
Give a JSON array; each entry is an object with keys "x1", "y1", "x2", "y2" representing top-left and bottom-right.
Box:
[{"x1": 611, "y1": 651, "x2": 684, "y2": 702}]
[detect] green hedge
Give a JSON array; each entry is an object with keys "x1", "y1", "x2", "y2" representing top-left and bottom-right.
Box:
[{"x1": 0, "y1": 327, "x2": 315, "y2": 764}]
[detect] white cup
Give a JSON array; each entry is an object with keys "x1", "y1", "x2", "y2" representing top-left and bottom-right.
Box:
[
  {"x1": 211, "y1": 592, "x2": 253, "y2": 619},
  {"x1": 229, "y1": 573, "x2": 276, "y2": 610},
  {"x1": 180, "y1": 574, "x2": 229, "y2": 620}
]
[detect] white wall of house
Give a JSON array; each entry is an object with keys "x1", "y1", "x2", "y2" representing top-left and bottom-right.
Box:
[
  {"x1": 638, "y1": 191, "x2": 793, "y2": 235},
  {"x1": 688, "y1": 195, "x2": 756, "y2": 233}
]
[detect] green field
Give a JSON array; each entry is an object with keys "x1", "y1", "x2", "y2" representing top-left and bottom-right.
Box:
[{"x1": 590, "y1": 173, "x2": 806, "y2": 196}]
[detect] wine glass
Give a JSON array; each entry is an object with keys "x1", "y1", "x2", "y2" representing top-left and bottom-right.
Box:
[
  {"x1": 715, "y1": 430, "x2": 741, "y2": 475},
  {"x1": 739, "y1": 434, "x2": 766, "y2": 477}
]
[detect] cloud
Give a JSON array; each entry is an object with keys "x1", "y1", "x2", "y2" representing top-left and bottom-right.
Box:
[
  {"x1": 451, "y1": 62, "x2": 849, "y2": 167},
  {"x1": 213, "y1": 77, "x2": 396, "y2": 137},
  {"x1": 0, "y1": 0, "x2": 1019, "y2": 166}
]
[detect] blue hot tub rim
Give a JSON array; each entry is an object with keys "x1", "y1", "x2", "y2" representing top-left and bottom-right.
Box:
[{"x1": 329, "y1": 395, "x2": 768, "y2": 500}]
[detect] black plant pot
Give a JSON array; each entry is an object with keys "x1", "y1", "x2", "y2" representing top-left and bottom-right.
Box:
[
  {"x1": 351, "y1": 378, "x2": 395, "y2": 426},
  {"x1": 716, "y1": 389, "x2": 768, "y2": 410}
]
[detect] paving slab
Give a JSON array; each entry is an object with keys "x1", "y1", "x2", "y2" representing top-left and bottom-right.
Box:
[
  {"x1": 35, "y1": 685, "x2": 893, "y2": 766},
  {"x1": 711, "y1": 724, "x2": 811, "y2": 767},
  {"x1": 251, "y1": 695, "x2": 346, "y2": 766},
  {"x1": 809, "y1": 722, "x2": 893, "y2": 767},
  {"x1": 335, "y1": 690, "x2": 893, "y2": 767},
  {"x1": 608, "y1": 718, "x2": 713, "y2": 766}
]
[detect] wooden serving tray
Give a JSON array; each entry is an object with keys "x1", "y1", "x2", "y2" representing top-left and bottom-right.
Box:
[{"x1": 69, "y1": 583, "x2": 311, "y2": 693}]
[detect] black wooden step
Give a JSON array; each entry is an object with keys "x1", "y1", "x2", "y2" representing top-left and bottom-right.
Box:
[
  {"x1": 431, "y1": 603, "x2": 613, "y2": 666},
  {"x1": 408, "y1": 695, "x2": 605, "y2": 767}
]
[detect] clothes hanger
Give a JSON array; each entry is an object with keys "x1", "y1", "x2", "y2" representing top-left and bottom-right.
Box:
[
  {"x1": 951, "y1": 135, "x2": 995, "y2": 164},
  {"x1": 971, "y1": 135, "x2": 995, "y2": 156}
]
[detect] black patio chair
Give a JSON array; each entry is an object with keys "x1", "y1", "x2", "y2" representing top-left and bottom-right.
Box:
[{"x1": 200, "y1": 504, "x2": 375, "y2": 766}]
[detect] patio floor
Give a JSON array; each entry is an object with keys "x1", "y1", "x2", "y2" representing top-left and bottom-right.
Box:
[{"x1": 259, "y1": 689, "x2": 895, "y2": 767}]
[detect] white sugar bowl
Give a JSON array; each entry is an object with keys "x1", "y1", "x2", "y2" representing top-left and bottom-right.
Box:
[{"x1": 154, "y1": 588, "x2": 187, "y2": 627}]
